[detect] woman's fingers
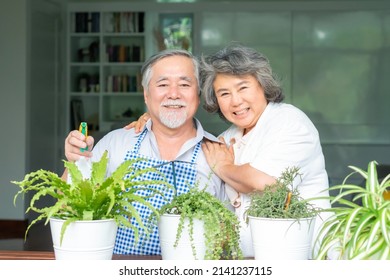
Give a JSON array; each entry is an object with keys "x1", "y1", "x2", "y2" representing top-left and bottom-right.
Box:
[{"x1": 124, "y1": 112, "x2": 150, "y2": 133}]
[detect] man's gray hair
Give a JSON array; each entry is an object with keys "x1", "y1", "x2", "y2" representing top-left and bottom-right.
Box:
[{"x1": 141, "y1": 49, "x2": 200, "y2": 94}]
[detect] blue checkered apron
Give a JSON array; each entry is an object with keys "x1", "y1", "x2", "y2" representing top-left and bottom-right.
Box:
[{"x1": 113, "y1": 129, "x2": 201, "y2": 255}]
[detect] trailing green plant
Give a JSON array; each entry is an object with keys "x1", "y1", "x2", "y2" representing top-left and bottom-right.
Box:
[
  {"x1": 246, "y1": 166, "x2": 318, "y2": 220},
  {"x1": 12, "y1": 150, "x2": 173, "y2": 245},
  {"x1": 313, "y1": 161, "x2": 390, "y2": 260},
  {"x1": 156, "y1": 182, "x2": 243, "y2": 260}
]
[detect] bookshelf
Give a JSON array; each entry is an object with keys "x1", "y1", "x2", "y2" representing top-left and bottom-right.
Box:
[{"x1": 67, "y1": 10, "x2": 147, "y2": 135}]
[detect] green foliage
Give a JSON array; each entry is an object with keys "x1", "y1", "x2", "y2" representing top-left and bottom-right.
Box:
[
  {"x1": 12, "y1": 150, "x2": 173, "y2": 245},
  {"x1": 246, "y1": 166, "x2": 318, "y2": 219},
  {"x1": 314, "y1": 161, "x2": 390, "y2": 260},
  {"x1": 157, "y1": 182, "x2": 243, "y2": 260}
]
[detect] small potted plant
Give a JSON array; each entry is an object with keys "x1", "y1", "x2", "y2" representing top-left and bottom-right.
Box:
[
  {"x1": 155, "y1": 180, "x2": 243, "y2": 260},
  {"x1": 314, "y1": 161, "x2": 390, "y2": 260},
  {"x1": 245, "y1": 166, "x2": 319, "y2": 260},
  {"x1": 12, "y1": 150, "x2": 172, "y2": 260}
]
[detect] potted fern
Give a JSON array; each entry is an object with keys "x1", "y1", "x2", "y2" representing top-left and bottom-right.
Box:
[
  {"x1": 156, "y1": 182, "x2": 243, "y2": 260},
  {"x1": 314, "y1": 161, "x2": 390, "y2": 260},
  {"x1": 12, "y1": 150, "x2": 172, "y2": 260},
  {"x1": 246, "y1": 166, "x2": 319, "y2": 260}
]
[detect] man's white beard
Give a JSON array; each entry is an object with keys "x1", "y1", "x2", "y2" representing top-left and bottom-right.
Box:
[{"x1": 159, "y1": 110, "x2": 187, "y2": 128}]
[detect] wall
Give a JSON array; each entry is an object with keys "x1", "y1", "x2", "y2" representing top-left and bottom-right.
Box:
[
  {"x1": 0, "y1": 0, "x2": 28, "y2": 250},
  {"x1": 0, "y1": 0, "x2": 28, "y2": 220},
  {"x1": 0, "y1": 0, "x2": 62, "y2": 250}
]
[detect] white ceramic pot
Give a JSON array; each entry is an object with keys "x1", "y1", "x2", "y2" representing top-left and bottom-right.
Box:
[
  {"x1": 50, "y1": 218, "x2": 118, "y2": 260},
  {"x1": 158, "y1": 214, "x2": 206, "y2": 260},
  {"x1": 248, "y1": 216, "x2": 316, "y2": 260}
]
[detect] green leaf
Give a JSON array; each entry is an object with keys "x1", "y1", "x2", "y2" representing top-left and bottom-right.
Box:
[
  {"x1": 366, "y1": 161, "x2": 379, "y2": 209},
  {"x1": 110, "y1": 157, "x2": 136, "y2": 181},
  {"x1": 352, "y1": 238, "x2": 384, "y2": 260},
  {"x1": 342, "y1": 207, "x2": 364, "y2": 246},
  {"x1": 378, "y1": 243, "x2": 390, "y2": 260},
  {"x1": 365, "y1": 219, "x2": 381, "y2": 251},
  {"x1": 379, "y1": 207, "x2": 390, "y2": 246},
  {"x1": 82, "y1": 210, "x2": 93, "y2": 220},
  {"x1": 157, "y1": 183, "x2": 243, "y2": 260},
  {"x1": 91, "y1": 150, "x2": 109, "y2": 186},
  {"x1": 59, "y1": 218, "x2": 78, "y2": 245},
  {"x1": 350, "y1": 212, "x2": 375, "y2": 251},
  {"x1": 64, "y1": 161, "x2": 83, "y2": 186},
  {"x1": 78, "y1": 180, "x2": 93, "y2": 203}
]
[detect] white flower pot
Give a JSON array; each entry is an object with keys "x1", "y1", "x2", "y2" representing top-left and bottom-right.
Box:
[
  {"x1": 50, "y1": 218, "x2": 118, "y2": 260},
  {"x1": 248, "y1": 216, "x2": 316, "y2": 260},
  {"x1": 158, "y1": 214, "x2": 206, "y2": 260}
]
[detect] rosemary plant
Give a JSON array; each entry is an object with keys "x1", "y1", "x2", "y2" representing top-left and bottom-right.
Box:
[
  {"x1": 12, "y1": 150, "x2": 172, "y2": 245},
  {"x1": 246, "y1": 166, "x2": 318, "y2": 220}
]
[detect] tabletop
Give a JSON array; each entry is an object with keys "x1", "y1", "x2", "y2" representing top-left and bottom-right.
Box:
[{"x1": 0, "y1": 250, "x2": 162, "y2": 260}]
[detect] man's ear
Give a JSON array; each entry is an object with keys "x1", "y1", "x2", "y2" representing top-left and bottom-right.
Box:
[{"x1": 143, "y1": 89, "x2": 148, "y2": 104}]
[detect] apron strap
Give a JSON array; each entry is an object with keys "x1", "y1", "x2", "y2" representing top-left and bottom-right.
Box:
[{"x1": 132, "y1": 129, "x2": 148, "y2": 153}]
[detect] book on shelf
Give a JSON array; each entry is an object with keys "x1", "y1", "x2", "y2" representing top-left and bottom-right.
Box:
[
  {"x1": 136, "y1": 72, "x2": 142, "y2": 92},
  {"x1": 104, "y1": 12, "x2": 145, "y2": 33},
  {"x1": 126, "y1": 12, "x2": 134, "y2": 32},
  {"x1": 105, "y1": 44, "x2": 144, "y2": 62},
  {"x1": 118, "y1": 45, "x2": 127, "y2": 62},
  {"x1": 114, "y1": 12, "x2": 121, "y2": 32},
  {"x1": 74, "y1": 11, "x2": 144, "y2": 33},
  {"x1": 106, "y1": 74, "x2": 140, "y2": 92},
  {"x1": 75, "y1": 12, "x2": 100, "y2": 33},
  {"x1": 132, "y1": 45, "x2": 141, "y2": 62},
  {"x1": 131, "y1": 12, "x2": 145, "y2": 33},
  {"x1": 122, "y1": 75, "x2": 128, "y2": 92},
  {"x1": 75, "y1": 12, "x2": 88, "y2": 33},
  {"x1": 91, "y1": 12, "x2": 100, "y2": 32},
  {"x1": 138, "y1": 12, "x2": 145, "y2": 33}
]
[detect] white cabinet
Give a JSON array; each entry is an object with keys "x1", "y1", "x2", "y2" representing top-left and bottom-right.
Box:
[{"x1": 67, "y1": 10, "x2": 146, "y2": 134}]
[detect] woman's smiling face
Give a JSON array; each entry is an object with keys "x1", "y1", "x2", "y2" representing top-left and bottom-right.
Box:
[{"x1": 213, "y1": 73, "x2": 268, "y2": 134}]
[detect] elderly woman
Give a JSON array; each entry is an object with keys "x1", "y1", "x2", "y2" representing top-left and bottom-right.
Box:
[{"x1": 200, "y1": 44, "x2": 331, "y2": 258}]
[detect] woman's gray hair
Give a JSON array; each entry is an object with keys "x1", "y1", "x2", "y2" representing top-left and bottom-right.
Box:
[
  {"x1": 141, "y1": 49, "x2": 200, "y2": 93},
  {"x1": 200, "y1": 44, "x2": 284, "y2": 120}
]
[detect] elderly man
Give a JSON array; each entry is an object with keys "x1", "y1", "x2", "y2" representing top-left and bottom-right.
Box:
[{"x1": 62, "y1": 49, "x2": 228, "y2": 255}]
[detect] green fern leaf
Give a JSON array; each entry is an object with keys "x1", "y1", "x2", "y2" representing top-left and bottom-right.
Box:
[{"x1": 91, "y1": 150, "x2": 109, "y2": 186}]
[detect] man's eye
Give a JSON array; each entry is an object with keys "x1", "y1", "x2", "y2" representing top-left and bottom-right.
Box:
[
  {"x1": 180, "y1": 83, "x2": 190, "y2": 87},
  {"x1": 157, "y1": 84, "x2": 168, "y2": 87}
]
